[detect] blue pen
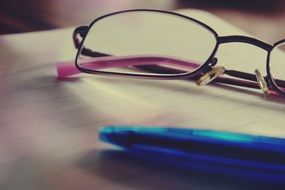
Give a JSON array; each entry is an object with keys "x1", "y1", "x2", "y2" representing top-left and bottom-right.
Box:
[{"x1": 99, "y1": 126, "x2": 285, "y2": 183}]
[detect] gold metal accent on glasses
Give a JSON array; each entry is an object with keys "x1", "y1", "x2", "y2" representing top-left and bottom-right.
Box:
[
  {"x1": 196, "y1": 66, "x2": 226, "y2": 86},
  {"x1": 255, "y1": 69, "x2": 271, "y2": 99}
]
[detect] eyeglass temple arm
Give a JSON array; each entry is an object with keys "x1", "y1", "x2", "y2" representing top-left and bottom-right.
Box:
[
  {"x1": 135, "y1": 65, "x2": 262, "y2": 89},
  {"x1": 137, "y1": 65, "x2": 285, "y2": 89},
  {"x1": 57, "y1": 55, "x2": 197, "y2": 79},
  {"x1": 56, "y1": 55, "x2": 278, "y2": 91},
  {"x1": 225, "y1": 70, "x2": 285, "y2": 88}
]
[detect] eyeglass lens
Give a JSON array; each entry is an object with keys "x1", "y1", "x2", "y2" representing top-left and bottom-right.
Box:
[{"x1": 77, "y1": 11, "x2": 217, "y2": 76}]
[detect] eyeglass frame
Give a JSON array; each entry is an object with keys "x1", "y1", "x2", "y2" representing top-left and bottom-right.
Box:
[{"x1": 64, "y1": 9, "x2": 285, "y2": 96}]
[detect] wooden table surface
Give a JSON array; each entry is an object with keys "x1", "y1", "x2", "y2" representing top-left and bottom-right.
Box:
[{"x1": 1, "y1": 0, "x2": 285, "y2": 43}]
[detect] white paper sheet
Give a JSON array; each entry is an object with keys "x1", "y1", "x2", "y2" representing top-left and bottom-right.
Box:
[{"x1": 0, "y1": 9, "x2": 284, "y2": 190}]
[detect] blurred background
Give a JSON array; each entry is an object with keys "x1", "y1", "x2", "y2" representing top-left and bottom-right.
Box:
[{"x1": 1, "y1": 0, "x2": 285, "y2": 43}]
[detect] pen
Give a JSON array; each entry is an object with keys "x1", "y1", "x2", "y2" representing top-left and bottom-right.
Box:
[{"x1": 99, "y1": 125, "x2": 285, "y2": 183}]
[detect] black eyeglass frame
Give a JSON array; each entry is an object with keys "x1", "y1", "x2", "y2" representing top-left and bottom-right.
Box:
[{"x1": 72, "y1": 9, "x2": 285, "y2": 96}]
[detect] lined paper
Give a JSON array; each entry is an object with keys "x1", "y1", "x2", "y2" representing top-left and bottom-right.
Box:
[{"x1": 0, "y1": 9, "x2": 284, "y2": 190}]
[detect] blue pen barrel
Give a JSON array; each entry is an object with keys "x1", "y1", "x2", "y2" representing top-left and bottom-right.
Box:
[
  {"x1": 100, "y1": 126, "x2": 285, "y2": 164},
  {"x1": 99, "y1": 126, "x2": 285, "y2": 182}
]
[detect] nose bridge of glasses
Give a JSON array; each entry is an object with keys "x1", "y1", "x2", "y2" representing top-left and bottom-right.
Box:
[{"x1": 218, "y1": 36, "x2": 272, "y2": 51}]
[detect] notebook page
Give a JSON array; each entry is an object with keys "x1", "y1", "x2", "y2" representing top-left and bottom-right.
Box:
[{"x1": 0, "y1": 9, "x2": 284, "y2": 190}]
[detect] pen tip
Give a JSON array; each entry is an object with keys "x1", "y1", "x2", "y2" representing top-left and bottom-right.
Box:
[{"x1": 99, "y1": 126, "x2": 115, "y2": 142}]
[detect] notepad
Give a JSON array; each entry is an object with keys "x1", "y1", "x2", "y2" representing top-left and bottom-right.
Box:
[{"x1": 0, "y1": 9, "x2": 284, "y2": 190}]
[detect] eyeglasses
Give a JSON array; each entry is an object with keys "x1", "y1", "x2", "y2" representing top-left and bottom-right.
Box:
[{"x1": 57, "y1": 9, "x2": 285, "y2": 99}]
